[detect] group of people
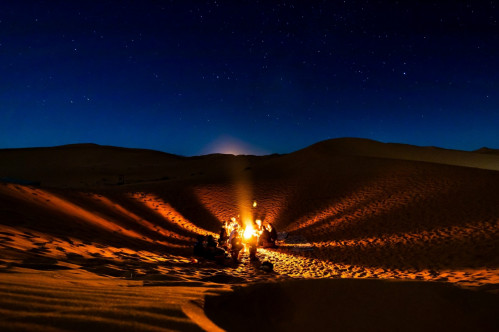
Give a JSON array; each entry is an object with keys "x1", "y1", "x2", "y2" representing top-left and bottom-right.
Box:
[
  {"x1": 255, "y1": 220, "x2": 278, "y2": 248},
  {"x1": 193, "y1": 218, "x2": 278, "y2": 264},
  {"x1": 193, "y1": 234, "x2": 226, "y2": 262}
]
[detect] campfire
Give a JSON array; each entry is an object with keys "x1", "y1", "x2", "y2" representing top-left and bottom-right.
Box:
[
  {"x1": 226, "y1": 217, "x2": 258, "y2": 244},
  {"x1": 243, "y1": 222, "x2": 258, "y2": 241}
]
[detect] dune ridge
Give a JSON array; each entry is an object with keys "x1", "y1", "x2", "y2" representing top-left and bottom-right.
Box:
[{"x1": 297, "y1": 138, "x2": 499, "y2": 171}]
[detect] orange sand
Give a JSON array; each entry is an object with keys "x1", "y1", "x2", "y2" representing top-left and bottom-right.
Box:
[{"x1": 1, "y1": 138, "x2": 499, "y2": 330}]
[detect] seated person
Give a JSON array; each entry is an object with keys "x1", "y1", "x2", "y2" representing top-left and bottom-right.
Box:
[
  {"x1": 204, "y1": 235, "x2": 226, "y2": 260},
  {"x1": 193, "y1": 235, "x2": 205, "y2": 257},
  {"x1": 260, "y1": 225, "x2": 276, "y2": 248},
  {"x1": 268, "y1": 223, "x2": 278, "y2": 247},
  {"x1": 247, "y1": 233, "x2": 258, "y2": 260},
  {"x1": 259, "y1": 226, "x2": 269, "y2": 245},
  {"x1": 230, "y1": 231, "x2": 244, "y2": 262},
  {"x1": 218, "y1": 225, "x2": 228, "y2": 248}
]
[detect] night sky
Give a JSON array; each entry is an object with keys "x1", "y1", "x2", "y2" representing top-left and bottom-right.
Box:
[{"x1": 1, "y1": 1, "x2": 498, "y2": 156}]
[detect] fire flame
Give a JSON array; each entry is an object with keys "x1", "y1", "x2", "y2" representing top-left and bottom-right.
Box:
[{"x1": 243, "y1": 223, "x2": 256, "y2": 239}]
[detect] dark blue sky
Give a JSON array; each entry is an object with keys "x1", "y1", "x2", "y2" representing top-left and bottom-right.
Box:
[{"x1": 1, "y1": 1, "x2": 498, "y2": 156}]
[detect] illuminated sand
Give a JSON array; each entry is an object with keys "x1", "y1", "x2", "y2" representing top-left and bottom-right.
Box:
[
  {"x1": 0, "y1": 267, "x2": 224, "y2": 331},
  {"x1": 1, "y1": 139, "x2": 499, "y2": 330}
]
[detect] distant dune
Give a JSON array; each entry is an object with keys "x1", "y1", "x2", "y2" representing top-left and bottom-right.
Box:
[
  {"x1": 2, "y1": 138, "x2": 498, "y2": 188},
  {"x1": 297, "y1": 138, "x2": 499, "y2": 171},
  {"x1": 1, "y1": 138, "x2": 498, "y2": 330},
  {"x1": 475, "y1": 147, "x2": 499, "y2": 156}
]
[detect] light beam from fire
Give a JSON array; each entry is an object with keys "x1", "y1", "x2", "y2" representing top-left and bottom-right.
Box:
[{"x1": 231, "y1": 156, "x2": 254, "y2": 232}]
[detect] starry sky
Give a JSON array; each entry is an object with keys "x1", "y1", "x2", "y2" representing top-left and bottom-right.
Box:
[{"x1": 1, "y1": 1, "x2": 498, "y2": 156}]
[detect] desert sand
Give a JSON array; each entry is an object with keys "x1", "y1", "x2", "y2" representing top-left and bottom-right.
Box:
[{"x1": 1, "y1": 138, "x2": 498, "y2": 331}]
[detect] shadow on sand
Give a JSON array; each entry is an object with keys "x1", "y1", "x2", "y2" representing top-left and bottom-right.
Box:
[{"x1": 205, "y1": 278, "x2": 499, "y2": 332}]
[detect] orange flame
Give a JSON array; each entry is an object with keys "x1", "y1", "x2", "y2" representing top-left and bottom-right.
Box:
[{"x1": 243, "y1": 223, "x2": 256, "y2": 240}]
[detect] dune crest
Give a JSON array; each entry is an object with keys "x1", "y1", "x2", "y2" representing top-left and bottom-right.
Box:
[{"x1": 297, "y1": 138, "x2": 499, "y2": 171}]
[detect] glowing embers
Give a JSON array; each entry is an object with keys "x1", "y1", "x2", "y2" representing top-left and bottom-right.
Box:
[{"x1": 131, "y1": 192, "x2": 215, "y2": 237}]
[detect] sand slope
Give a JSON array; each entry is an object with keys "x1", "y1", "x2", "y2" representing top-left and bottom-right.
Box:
[{"x1": 1, "y1": 138, "x2": 499, "y2": 330}]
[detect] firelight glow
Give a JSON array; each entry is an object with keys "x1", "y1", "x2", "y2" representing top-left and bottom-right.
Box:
[{"x1": 243, "y1": 223, "x2": 256, "y2": 240}]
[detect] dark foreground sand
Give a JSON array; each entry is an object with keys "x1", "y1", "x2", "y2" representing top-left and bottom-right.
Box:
[
  {"x1": 1, "y1": 138, "x2": 499, "y2": 330},
  {"x1": 206, "y1": 279, "x2": 499, "y2": 332}
]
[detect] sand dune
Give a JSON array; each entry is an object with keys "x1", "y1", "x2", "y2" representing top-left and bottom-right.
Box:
[
  {"x1": 1, "y1": 138, "x2": 499, "y2": 330},
  {"x1": 297, "y1": 138, "x2": 499, "y2": 171},
  {"x1": 475, "y1": 147, "x2": 499, "y2": 156}
]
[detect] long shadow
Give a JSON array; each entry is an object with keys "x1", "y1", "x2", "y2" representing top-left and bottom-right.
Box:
[
  {"x1": 205, "y1": 278, "x2": 499, "y2": 332},
  {"x1": 252, "y1": 157, "x2": 499, "y2": 271},
  {"x1": 276, "y1": 221, "x2": 499, "y2": 270},
  {"x1": 58, "y1": 190, "x2": 193, "y2": 246},
  {"x1": 298, "y1": 163, "x2": 499, "y2": 243},
  {"x1": 152, "y1": 182, "x2": 228, "y2": 233},
  {"x1": 105, "y1": 191, "x2": 199, "y2": 240},
  {"x1": 271, "y1": 156, "x2": 405, "y2": 232},
  {"x1": 283, "y1": 184, "x2": 398, "y2": 235},
  {"x1": 0, "y1": 188, "x2": 183, "y2": 256}
]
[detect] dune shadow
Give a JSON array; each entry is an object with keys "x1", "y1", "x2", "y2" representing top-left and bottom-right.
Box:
[
  {"x1": 272, "y1": 156, "x2": 406, "y2": 233},
  {"x1": 301, "y1": 168, "x2": 499, "y2": 243},
  {"x1": 161, "y1": 184, "x2": 229, "y2": 233},
  {"x1": 278, "y1": 226, "x2": 499, "y2": 271},
  {"x1": 205, "y1": 278, "x2": 499, "y2": 332},
  {"x1": 108, "y1": 191, "x2": 199, "y2": 240},
  {"x1": 10, "y1": 256, "x2": 73, "y2": 271},
  {"x1": 62, "y1": 191, "x2": 194, "y2": 246},
  {"x1": 0, "y1": 187, "x2": 192, "y2": 260}
]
